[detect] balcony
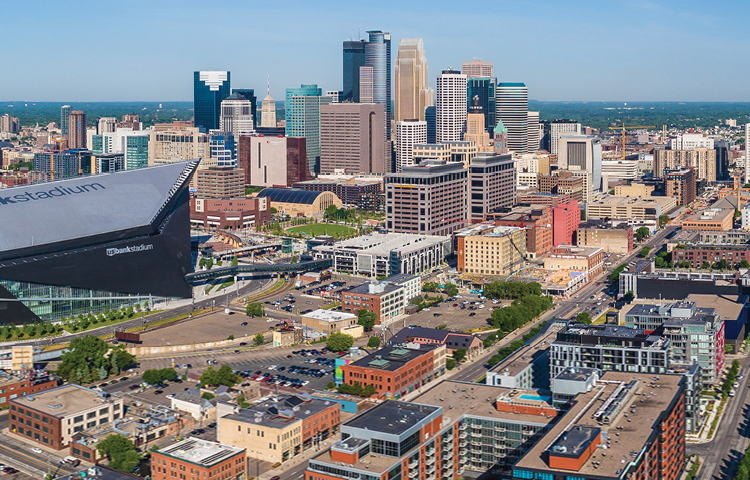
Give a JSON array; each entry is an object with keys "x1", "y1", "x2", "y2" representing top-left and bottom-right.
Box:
[
  {"x1": 409, "y1": 459, "x2": 419, "y2": 469},
  {"x1": 459, "y1": 423, "x2": 468, "y2": 431},
  {"x1": 459, "y1": 432, "x2": 468, "y2": 439},
  {"x1": 495, "y1": 426, "x2": 506, "y2": 433},
  {"x1": 442, "y1": 435, "x2": 453, "y2": 443},
  {"x1": 409, "y1": 469, "x2": 419, "y2": 478},
  {"x1": 426, "y1": 465, "x2": 436, "y2": 474},
  {"x1": 471, "y1": 431, "x2": 482, "y2": 438},
  {"x1": 426, "y1": 448, "x2": 435, "y2": 456}
]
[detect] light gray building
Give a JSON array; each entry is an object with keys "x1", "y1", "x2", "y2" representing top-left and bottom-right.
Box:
[{"x1": 468, "y1": 153, "x2": 516, "y2": 223}]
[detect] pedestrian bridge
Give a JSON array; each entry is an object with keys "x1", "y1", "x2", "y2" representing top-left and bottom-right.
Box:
[{"x1": 184, "y1": 259, "x2": 333, "y2": 283}]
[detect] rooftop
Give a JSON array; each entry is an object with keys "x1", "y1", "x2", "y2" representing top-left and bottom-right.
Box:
[
  {"x1": 158, "y1": 437, "x2": 244, "y2": 467},
  {"x1": 514, "y1": 371, "x2": 684, "y2": 478},
  {"x1": 588, "y1": 195, "x2": 676, "y2": 207},
  {"x1": 681, "y1": 207, "x2": 733, "y2": 223},
  {"x1": 224, "y1": 394, "x2": 336, "y2": 430},
  {"x1": 13, "y1": 384, "x2": 120, "y2": 417},
  {"x1": 348, "y1": 344, "x2": 435, "y2": 372},
  {"x1": 301, "y1": 309, "x2": 356, "y2": 323},
  {"x1": 313, "y1": 233, "x2": 450, "y2": 257},
  {"x1": 348, "y1": 281, "x2": 403, "y2": 296},
  {"x1": 256, "y1": 187, "x2": 330, "y2": 205},
  {"x1": 344, "y1": 400, "x2": 440, "y2": 436},
  {"x1": 555, "y1": 367, "x2": 600, "y2": 382},
  {"x1": 383, "y1": 272, "x2": 419, "y2": 285}
]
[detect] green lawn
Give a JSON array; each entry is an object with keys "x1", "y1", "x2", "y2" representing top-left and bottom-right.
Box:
[{"x1": 286, "y1": 223, "x2": 357, "y2": 237}]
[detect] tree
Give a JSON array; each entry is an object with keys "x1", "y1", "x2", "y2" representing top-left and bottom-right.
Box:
[
  {"x1": 444, "y1": 283, "x2": 459, "y2": 298},
  {"x1": 97, "y1": 434, "x2": 141, "y2": 473},
  {"x1": 324, "y1": 204, "x2": 339, "y2": 220},
  {"x1": 367, "y1": 336, "x2": 381, "y2": 348},
  {"x1": 576, "y1": 312, "x2": 592, "y2": 325},
  {"x1": 206, "y1": 258, "x2": 214, "y2": 269},
  {"x1": 159, "y1": 367, "x2": 177, "y2": 382},
  {"x1": 658, "y1": 214, "x2": 670, "y2": 227},
  {"x1": 357, "y1": 309, "x2": 377, "y2": 331},
  {"x1": 635, "y1": 227, "x2": 650, "y2": 242},
  {"x1": 246, "y1": 302, "x2": 264, "y2": 317},
  {"x1": 231, "y1": 256, "x2": 238, "y2": 267},
  {"x1": 201, "y1": 392, "x2": 215, "y2": 400},
  {"x1": 741, "y1": 260, "x2": 750, "y2": 269},
  {"x1": 228, "y1": 334, "x2": 235, "y2": 341},
  {"x1": 201, "y1": 365, "x2": 238, "y2": 387},
  {"x1": 142, "y1": 369, "x2": 163, "y2": 385},
  {"x1": 446, "y1": 358, "x2": 456, "y2": 370},
  {"x1": 326, "y1": 332, "x2": 355, "y2": 352},
  {"x1": 270, "y1": 207, "x2": 278, "y2": 214},
  {"x1": 422, "y1": 282, "x2": 439, "y2": 292},
  {"x1": 639, "y1": 246, "x2": 651, "y2": 257},
  {"x1": 436, "y1": 324, "x2": 448, "y2": 330},
  {"x1": 623, "y1": 291, "x2": 635, "y2": 302},
  {"x1": 253, "y1": 332, "x2": 265, "y2": 345},
  {"x1": 453, "y1": 348, "x2": 467, "y2": 363},
  {"x1": 57, "y1": 336, "x2": 135, "y2": 384},
  {"x1": 199, "y1": 257, "x2": 206, "y2": 268},
  {"x1": 701, "y1": 261, "x2": 711, "y2": 269}
]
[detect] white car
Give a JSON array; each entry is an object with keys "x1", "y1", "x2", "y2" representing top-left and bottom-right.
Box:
[
  {"x1": 734, "y1": 382, "x2": 740, "y2": 389},
  {"x1": 31, "y1": 447, "x2": 42, "y2": 454},
  {"x1": 478, "y1": 305, "x2": 485, "y2": 309},
  {"x1": 423, "y1": 308, "x2": 430, "y2": 311},
  {"x1": 166, "y1": 394, "x2": 176, "y2": 399}
]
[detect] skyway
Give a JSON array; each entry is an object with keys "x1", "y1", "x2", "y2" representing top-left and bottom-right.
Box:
[{"x1": 184, "y1": 259, "x2": 333, "y2": 283}]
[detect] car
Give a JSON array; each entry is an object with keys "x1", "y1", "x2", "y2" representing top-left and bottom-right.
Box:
[
  {"x1": 208, "y1": 423, "x2": 217, "y2": 428},
  {"x1": 738, "y1": 375, "x2": 744, "y2": 380},
  {"x1": 270, "y1": 476, "x2": 281, "y2": 480},
  {"x1": 235, "y1": 350, "x2": 241, "y2": 354},
  {"x1": 3, "y1": 467, "x2": 18, "y2": 474},
  {"x1": 241, "y1": 322, "x2": 248, "y2": 326},
  {"x1": 129, "y1": 385, "x2": 140, "y2": 390},
  {"x1": 154, "y1": 390, "x2": 164, "y2": 395},
  {"x1": 423, "y1": 308, "x2": 430, "y2": 311},
  {"x1": 734, "y1": 382, "x2": 740, "y2": 388},
  {"x1": 166, "y1": 394, "x2": 176, "y2": 399},
  {"x1": 287, "y1": 354, "x2": 293, "y2": 358},
  {"x1": 239, "y1": 342, "x2": 247, "y2": 346},
  {"x1": 469, "y1": 312, "x2": 476, "y2": 317},
  {"x1": 31, "y1": 447, "x2": 43, "y2": 454},
  {"x1": 98, "y1": 382, "x2": 108, "y2": 387},
  {"x1": 452, "y1": 303, "x2": 458, "y2": 307},
  {"x1": 119, "y1": 377, "x2": 129, "y2": 381}
]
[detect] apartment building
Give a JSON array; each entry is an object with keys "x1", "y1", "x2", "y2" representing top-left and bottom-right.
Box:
[
  {"x1": 454, "y1": 224, "x2": 526, "y2": 276},
  {"x1": 467, "y1": 153, "x2": 516, "y2": 223},
  {"x1": 152, "y1": 438, "x2": 245, "y2": 480},
  {"x1": 195, "y1": 167, "x2": 245, "y2": 199},
  {"x1": 0, "y1": 373, "x2": 58, "y2": 408},
  {"x1": 538, "y1": 170, "x2": 584, "y2": 202},
  {"x1": 342, "y1": 281, "x2": 405, "y2": 322},
  {"x1": 544, "y1": 245, "x2": 604, "y2": 283},
  {"x1": 576, "y1": 222, "x2": 634, "y2": 254},
  {"x1": 484, "y1": 205, "x2": 553, "y2": 259},
  {"x1": 148, "y1": 128, "x2": 210, "y2": 166},
  {"x1": 654, "y1": 147, "x2": 716, "y2": 181},
  {"x1": 680, "y1": 207, "x2": 734, "y2": 231},
  {"x1": 551, "y1": 200, "x2": 581, "y2": 247},
  {"x1": 586, "y1": 196, "x2": 677, "y2": 220},
  {"x1": 412, "y1": 141, "x2": 477, "y2": 167},
  {"x1": 665, "y1": 168, "x2": 696, "y2": 206},
  {"x1": 384, "y1": 159, "x2": 468, "y2": 236}
]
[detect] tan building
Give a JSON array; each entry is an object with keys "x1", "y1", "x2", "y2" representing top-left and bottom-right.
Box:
[
  {"x1": 394, "y1": 38, "x2": 433, "y2": 122},
  {"x1": 68, "y1": 111, "x2": 87, "y2": 149},
  {"x1": 148, "y1": 128, "x2": 210, "y2": 166},
  {"x1": 614, "y1": 183, "x2": 654, "y2": 197},
  {"x1": 273, "y1": 327, "x2": 304, "y2": 347},
  {"x1": 539, "y1": 170, "x2": 584, "y2": 202},
  {"x1": 413, "y1": 141, "x2": 477, "y2": 168},
  {"x1": 464, "y1": 96, "x2": 492, "y2": 152},
  {"x1": 195, "y1": 167, "x2": 244, "y2": 199},
  {"x1": 576, "y1": 223, "x2": 634, "y2": 254},
  {"x1": 456, "y1": 225, "x2": 526, "y2": 276},
  {"x1": 319, "y1": 103, "x2": 386, "y2": 174},
  {"x1": 256, "y1": 187, "x2": 342, "y2": 217},
  {"x1": 300, "y1": 309, "x2": 357, "y2": 336},
  {"x1": 461, "y1": 59, "x2": 493, "y2": 78},
  {"x1": 681, "y1": 207, "x2": 734, "y2": 231},
  {"x1": 653, "y1": 147, "x2": 716, "y2": 181},
  {"x1": 544, "y1": 245, "x2": 605, "y2": 282},
  {"x1": 517, "y1": 152, "x2": 551, "y2": 175},
  {"x1": 586, "y1": 195, "x2": 677, "y2": 220}
]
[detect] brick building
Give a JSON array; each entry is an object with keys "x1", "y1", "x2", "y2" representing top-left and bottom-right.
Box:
[
  {"x1": 680, "y1": 207, "x2": 734, "y2": 231},
  {"x1": 665, "y1": 167, "x2": 696, "y2": 206},
  {"x1": 551, "y1": 200, "x2": 581, "y2": 247},
  {"x1": 189, "y1": 197, "x2": 271, "y2": 230},
  {"x1": 484, "y1": 205, "x2": 553, "y2": 259},
  {"x1": 238, "y1": 135, "x2": 311, "y2": 187},
  {"x1": 340, "y1": 344, "x2": 446, "y2": 399},
  {"x1": 0, "y1": 373, "x2": 58, "y2": 408},
  {"x1": 294, "y1": 179, "x2": 382, "y2": 205},
  {"x1": 672, "y1": 244, "x2": 750, "y2": 268},
  {"x1": 195, "y1": 166, "x2": 245, "y2": 199},
  {"x1": 152, "y1": 438, "x2": 245, "y2": 480},
  {"x1": 539, "y1": 170, "x2": 584, "y2": 202},
  {"x1": 454, "y1": 224, "x2": 527, "y2": 275},
  {"x1": 576, "y1": 221, "x2": 634, "y2": 253},
  {"x1": 342, "y1": 281, "x2": 405, "y2": 323},
  {"x1": 388, "y1": 326, "x2": 483, "y2": 359}
]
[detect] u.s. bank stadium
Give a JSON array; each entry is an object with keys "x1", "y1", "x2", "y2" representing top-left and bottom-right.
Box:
[{"x1": 0, "y1": 160, "x2": 199, "y2": 323}]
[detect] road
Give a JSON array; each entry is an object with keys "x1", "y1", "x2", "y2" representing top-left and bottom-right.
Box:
[{"x1": 0, "y1": 418, "x2": 78, "y2": 478}]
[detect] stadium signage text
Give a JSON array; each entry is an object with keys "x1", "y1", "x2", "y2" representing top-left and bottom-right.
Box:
[
  {"x1": 0, "y1": 183, "x2": 106, "y2": 206},
  {"x1": 106, "y1": 244, "x2": 154, "y2": 257}
]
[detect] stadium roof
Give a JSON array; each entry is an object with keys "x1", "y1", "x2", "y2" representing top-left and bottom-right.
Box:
[
  {"x1": 256, "y1": 187, "x2": 326, "y2": 205},
  {"x1": 0, "y1": 161, "x2": 198, "y2": 255}
]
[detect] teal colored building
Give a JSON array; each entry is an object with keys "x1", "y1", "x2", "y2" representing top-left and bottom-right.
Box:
[
  {"x1": 285, "y1": 84, "x2": 332, "y2": 174},
  {"x1": 125, "y1": 134, "x2": 149, "y2": 170}
]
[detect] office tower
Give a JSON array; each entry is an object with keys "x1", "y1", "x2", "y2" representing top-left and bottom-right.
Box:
[
  {"x1": 413, "y1": 141, "x2": 476, "y2": 167},
  {"x1": 385, "y1": 159, "x2": 468, "y2": 235},
  {"x1": 464, "y1": 96, "x2": 492, "y2": 152},
  {"x1": 326, "y1": 91, "x2": 343, "y2": 103},
  {"x1": 468, "y1": 153, "x2": 516, "y2": 223},
  {"x1": 527, "y1": 111, "x2": 540, "y2": 152},
  {"x1": 669, "y1": 133, "x2": 714, "y2": 150},
  {"x1": 97, "y1": 117, "x2": 117, "y2": 135},
  {"x1": 558, "y1": 135, "x2": 603, "y2": 192},
  {"x1": 424, "y1": 106, "x2": 436, "y2": 143},
  {"x1": 396, "y1": 119, "x2": 427, "y2": 172},
  {"x1": 359, "y1": 67, "x2": 374, "y2": 103},
  {"x1": 285, "y1": 84, "x2": 333, "y2": 174},
  {"x1": 320, "y1": 103, "x2": 385, "y2": 174},
  {"x1": 148, "y1": 128, "x2": 210, "y2": 166},
  {"x1": 343, "y1": 39, "x2": 367, "y2": 102},
  {"x1": 194, "y1": 71, "x2": 231, "y2": 132},
  {"x1": 209, "y1": 132, "x2": 235, "y2": 167},
  {"x1": 260, "y1": 94, "x2": 276, "y2": 128},
  {"x1": 546, "y1": 119, "x2": 581, "y2": 154},
  {"x1": 195, "y1": 166, "x2": 244, "y2": 199},
  {"x1": 496, "y1": 83, "x2": 528, "y2": 153},
  {"x1": 60, "y1": 105, "x2": 71, "y2": 136},
  {"x1": 365, "y1": 30, "x2": 391, "y2": 140},
  {"x1": 118, "y1": 114, "x2": 140, "y2": 130},
  {"x1": 394, "y1": 38, "x2": 433, "y2": 122},
  {"x1": 232, "y1": 89, "x2": 257, "y2": 128},
  {"x1": 715, "y1": 139, "x2": 730, "y2": 181},
  {"x1": 462, "y1": 59, "x2": 493, "y2": 78},
  {"x1": 466, "y1": 77, "x2": 496, "y2": 131},
  {"x1": 239, "y1": 136, "x2": 311, "y2": 187},
  {"x1": 746, "y1": 124, "x2": 750, "y2": 185},
  {"x1": 436, "y1": 69, "x2": 467, "y2": 143},
  {"x1": 68, "y1": 111, "x2": 87, "y2": 149},
  {"x1": 220, "y1": 93, "x2": 254, "y2": 138},
  {"x1": 93, "y1": 128, "x2": 150, "y2": 170},
  {"x1": 665, "y1": 168, "x2": 696, "y2": 206},
  {"x1": 0, "y1": 114, "x2": 20, "y2": 133}
]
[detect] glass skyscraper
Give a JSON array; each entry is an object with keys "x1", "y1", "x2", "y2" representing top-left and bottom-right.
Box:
[
  {"x1": 285, "y1": 84, "x2": 332, "y2": 174},
  {"x1": 425, "y1": 106, "x2": 436, "y2": 144},
  {"x1": 209, "y1": 132, "x2": 236, "y2": 167},
  {"x1": 125, "y1": 135, "x2": 149, "y2": 170},
  {"x1": 193, "y1": 71, "x2": 231, "y2": 132},
  {"x1": 232, "y1": 89, "x2": 258, "y2": 128},
  {"x1": 60, "y1": 105, "x2": 71, "y2": 136},
  {"x1": 365, "y1": 30, "x2": 391, "y2": 140},
  {"x1": 496, "y1": 82, "x2": 528, "y2": 154},
  {"x1": 343, "y1": 40, "x2": 367, "y2": 103},
  {"x1": 467, "y1": 77, "x2": 496, "y2": 132}
]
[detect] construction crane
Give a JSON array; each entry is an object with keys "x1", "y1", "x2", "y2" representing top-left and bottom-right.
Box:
[{"x1": 608, "y1": 124, "x2": 655, "y2": 160}]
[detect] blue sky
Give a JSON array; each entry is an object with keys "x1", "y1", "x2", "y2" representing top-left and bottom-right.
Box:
[{"x1": 3, "y1": 0, "x2": 749, "y2": 102}]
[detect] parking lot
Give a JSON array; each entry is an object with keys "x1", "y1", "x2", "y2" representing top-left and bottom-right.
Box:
[
  {"x1": 389, "y1": 293, "x2": 510, "y2": 333},
  {"x1": 138, "y1": 309, "x2": 275, "y2": 346}
]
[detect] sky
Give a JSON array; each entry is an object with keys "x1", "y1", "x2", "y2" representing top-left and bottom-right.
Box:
[{"x1": 3, "y1": 0, "x2": 750, "y2": 103}]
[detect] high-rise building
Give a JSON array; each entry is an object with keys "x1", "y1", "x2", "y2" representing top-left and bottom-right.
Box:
[
  {"x1": 117, "y1": 114, "x2": 140, "y2": 130},
  {"x1": 715, "y1": 139, "x2": 730, "y2": 181},
  {"x1": 558, "y1": 135, "x2": 603, "y2": 192},
  {"x1": 326, "y1": 91, "x2": 343, "y2": 103},
  {"x1": 385, "y1": 159, "x2": 468, "y2": 236},
  {"x1": 746, "y1": 124, "x2": 750, "y2": 185},
  {"x1": 232, "y1": 89, "x2": 257, "y2": 128},
  {"x1": 653, "y1": 148, "x2": 715, "y2": 182},
  {"x1": 68, "y1": 111, "x2": 87, "y2": 149},
  {"x1": 436, "y1": 69, "x2": 467, "y2": 143},
  {"x1": 527, "y1": 111, "x2": 540, "y2": 152},
  {"x1": 343, "y1": 39, "x2": 367, "y2": 103},
  {"x1": 545, "y1": 119, "x2": 581, "y2": 154},
  {"x1": 92, "y1": 128, "x2": 150, "y2": 170},
  {"x1": 461, "y1": 59, "x2": 493, "y2": 78},
  {"x1": 395, "y1": 119, "x2": 427, "y2": 172},
  {"x1": 358, "y1": 66, "x2": 374, "y2": 103},
  {"x1": 496, "y1": 82, "x2": 528, "y2": 153},
  {"x1": 0, "y1": 114, "x2": 20, "y2": 133},
  {"x1": 285, "y1": 84, "x2": 332, "y2": 174},
  {"x1": 60, "y1": 105, "x2": 71, "y2": 136},
  {"x1": 464, "y1": 96, "x2": 492, "y2": 152},
  {"x1": 320, "y1": 103, "x2": 386, "y2": 175},
  {"x1": 468, "y1": 153, "x2": 516, "y2": 223},
  {"x1": 209, "y1": 132, "x2": 236, "y2": 168},
  {"x1": 424, "y1": 106, "x2": 436, "y2": 143},
  {"x1": 219, "y1": 93, "x2": 254, "y2": 138},
  {"x1": 193, "y1": 71, "x2": 230, "y2": 132},
  {"x1": 195, "y1": 166, "x2": 244, "y2": 199},
  {"x1": 148, "y1": 128, "x2": 210, "y2": 166},
  {"x1": 394, "y1": 38, "x2": 433, "y2": 123},
  {"x1": 238, "y1": 136, "x2": 310, "y2": 187},
  {"x1": 97, "y1": 117, "x2": 117, "y2": 135},
  {"x1": 260, "y1": 93, "x2": 276, "y2": 128},
  {"x1": 665, "y1": 168, "x2": 696, "y2": 206},
  {"x1": 365, "y1": 30, "x2": 391, "y2": 140},
  {"x1": 669, "y1": 132, "x2": 714, "y2": 150},
  {"x1": 466, "y1": 77, "x2": 496, "y2": 131}
]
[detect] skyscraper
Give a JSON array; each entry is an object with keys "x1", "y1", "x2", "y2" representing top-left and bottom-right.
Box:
[
  {"x1": 466, "y1": 77, "x2": 496, "y2": 131},
  {"x1": 319, "y1": 103, "x2": 385, "y2": 174},
  {"x1": 232, "y1": 89, "x2": 257, "y2": 128},
  {"x1": 97, "y1": 117, "x2": 117, "y2": 135},
  {"x1": 394, "y1": 38, "x2": 433, "y2": 123},
  {"x1": 359, "y1": 67, "x2": 374, "y2": 103},
  {"x1": 462, "y1": 60, "x2": 493, "y2": 78},
  {"x1": 60, "y1": 105, "x2": 71, "y2": 136},
  {"x1": 260, "y1": 93, "x2": 276, "y2": 128},
  {"x1": 558, "y1": 135, "x2": 603, "y2": 192},
  {"x1": 343, "y1": 39, "x2": 367, "y2": 103},
  {"x1": 527, "y1": 111, "x2": 540, "y2": 152},
  {"x1": 496, "y1": 83, "x2": 528, "y2": 153},
  {"x1": 547, "y1": 119, "x2": 582, "y2": 154},
  {"x1": 68, "y1": 111, "x2": 87, "y2": 149},
  {"x1": 746, "y1": 124, "x2": 750, "y2": 185},
  {"x1": 436, "y1": 69, "x2": 467, "y2": 143},
  {"x1": 396, "y1": 120, "x2": 427, "y2": 172},
  {"x1": 285, "y1": 84, "x2": 333, "y2": 174},
  {"x1": 194, "y1": 71, "x2": 231, "y2": 132},
  {"x1": 365, "y1": 30, "x2": 391, "y2": 140},
  {"x1": 464, "y1": 96, "x2": 491, "y2": 152},
  {"x1": 220, "y1": 93, "x2": 254, "y2": 138},
  {"x1": 425, "y1": 106, "x2": 436, "y2": 144}
]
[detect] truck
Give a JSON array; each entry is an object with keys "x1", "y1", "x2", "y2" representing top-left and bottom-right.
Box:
[{"x1": 295, "y1": 280, "x2": 302, "y2": 289}]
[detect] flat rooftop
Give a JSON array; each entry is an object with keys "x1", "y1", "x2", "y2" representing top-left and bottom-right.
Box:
[
  {"x1": 224, "y1": 394, "x2": 336, "y2": 430},
  {"x1": 313, "y1": 233, "x2": 449, "y2": 256},
  {"x1": 488, "y1": 325, "x2": 562, "y2": 376},
  {"x1": 301, "y1": 309, "x2": 356, "y2": 323},
  {"x1": 14, "y1": 384, "x2": 117, "y2": 417},
  {"x1": 348, "y1": 282, "x2": 403, "y2": 296},
  {"x1": 682, "y1": 207, "x2": 733, "y2": 223},
  {"x1": 159, "y1": 437, "x2": 244, "y2": 467},
  {"x1": 514, "y1": 371, "x2": 683, "y2": 478},
  {"x1": 588, "y1": 196, "x2": 676, "y2": 207},
  {"x1": 344, "y1": 400, "x2": 440, "y2": 436},
  {"x1": 685, "y1": 293, "x2": 744, "y2": 321},
  {"x1": 349, "y1": 345, "x2": 434, "y2": 372},
  {"x1": 555, "y1": 367, "x2": 599, "y2": 382}
]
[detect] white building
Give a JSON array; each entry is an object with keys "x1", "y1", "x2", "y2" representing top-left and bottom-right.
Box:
[
  {"x1": 496, "y1": 83, "x2": 528, "y2": 153},
  {"x1": 246, "y1": 135, "x2": 287, "y2": 187},
  {"x1": 526, "y1": 111, "x2": 540, "y2": 152},
  {"x1": 219, "y1": 93, "x2": 254, "y2": 138},
  {"x1": 97, "y1": 117, "x2": 117, "y2": 135},
  {"x1": 384, "y1": 273, "x2": 421, "y2": 306},
  {"x1": 669, "y1": 133, "x2": 714, "y2": 150},
  {"x1": 601, "y1": 160, "x2": 638, "y2": 183},
  {"x1": 325, "y1": 91, "x2": 343, "y2": 103},
  {"x1": 558, "y1": 135, "x2": 603, "y2": 192},
  {"x1": 94, "y1": 127, "x2": 150, "y2": 170},
  {"x1": 746, "y1": 124, "x2": 750, "y2": 185},
  {"x1": 395, "y1": 120, "x2": 427, "y2": 172},
  {"x1": 435, "y1": 69, "x2": 467, "y2": 143},
  {"x1": 260, "y1": 93, "x2": 276, "y2": 128},
  {"x1": 549, "y1": 120, "x2": 581, "y2": 155},
  {"x1": 461, "y1": 59, "x2": 493, "y2": 78}
]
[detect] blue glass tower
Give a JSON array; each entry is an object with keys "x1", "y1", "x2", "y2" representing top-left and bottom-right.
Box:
[
  {"x1": 343, "y1": 40, "x2": 367, "y2": 103},
  {"x1": 285, "y1": 84, "x2": 332, "y2": 174},
  {"x1": 365, "y1": 31, "x2": 391, "y2": 140},
  {"x1": 467, "y1": 77, "x2": 496, "y2": 132},
  {"x1": 193, "y1": 71, "x2": 231, "y2": 132},
  {"x1": 425, "y1": 106, "x2": 436, "y2": 144}
]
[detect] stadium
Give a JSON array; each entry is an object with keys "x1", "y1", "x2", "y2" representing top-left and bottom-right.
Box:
[{"x1": 0, "y1": 160, "x2": 199, "y2": 324}]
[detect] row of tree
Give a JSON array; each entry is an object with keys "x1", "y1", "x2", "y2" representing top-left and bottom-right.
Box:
[
  {"x1": 0, "y1": 323, "x2": 61, "y2": 341},
  {"x1": 722, "y1": 359, "x2": 741, "y2": 398},
  {"x1": 142, "y1": 368, "x2": 178, "y2": 385},
  {"x1": 489, "y1": 294, "x2": 553, "y2": 332},
  {"x1": 57, "y1": 336, "x2": 136, "y2": 384},
  {"x1": 483, "y1": 281, "x2": 542, "y2": 300},
  {"x1": 200, "y1": 364, "x2": 239, "y2": 387}
]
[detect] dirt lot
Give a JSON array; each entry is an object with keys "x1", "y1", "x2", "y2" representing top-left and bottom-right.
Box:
[
  {"x1": 392, "y1": 293, "x2": 511, "y2": 333},
  {"x1": 138, "y1": 310, "x2": 274, "y2": 346}
]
